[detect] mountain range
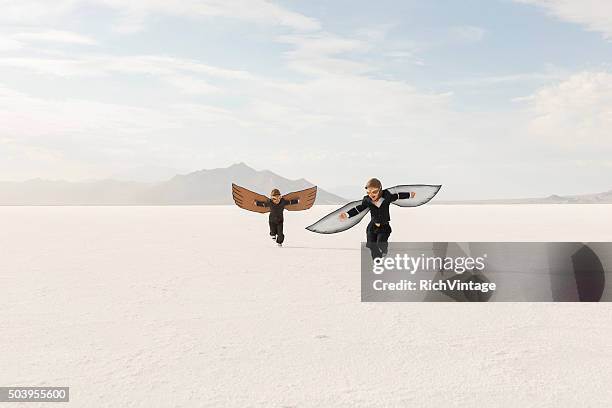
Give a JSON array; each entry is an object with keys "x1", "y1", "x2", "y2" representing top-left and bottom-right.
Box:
[
  {"x1": 434, "y1": 191, "x2": 612, "y2": 205},
  {"x1": 1, "y1": 163, "x2": 611, "y2": 205},
  {"x1": 0, "y1": 163, "x2": 345, "y2": 205}
]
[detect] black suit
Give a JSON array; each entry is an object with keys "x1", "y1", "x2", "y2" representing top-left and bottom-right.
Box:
[
  {"x1": 255, "y1": 198, "x2": 298, "y2": 244},
  {"x1": 347, "y1": 189, "x2": 411, "y2": 259}
]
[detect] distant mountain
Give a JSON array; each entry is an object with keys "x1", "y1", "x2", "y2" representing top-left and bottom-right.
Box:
[
  {"x1": 435, "y1": 190, "x2": 612, "y2": 204},
  {"x1": 109, "y1": 165, "x2": 187, "y2": 183},
  {"x1": 0, "y1": 179, "x2": 151, "y2": 205},
  {"x1": 3, "y1": 165, "x2": 610, "y2": 205},
  {"x1": 141, "y1": 162, "x2": 345, "y2": 205},
  {"x1": 0, "y1": 163, "x2": 346, "y2": 205}
]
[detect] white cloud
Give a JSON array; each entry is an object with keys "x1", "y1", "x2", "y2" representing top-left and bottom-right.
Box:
[
  {"x1": 0, "y1": 0, "x2": 319, "y2": 32},
  {"x1": 0, "y1": 37, "x2": 23, "y2": 51},
  {"x1": 280, "y1": 33, "x2": 368, "y2": 57},
  {"x1": 519, "y1": 71, "x2": 612, "y2": 148},
  {"x1": 0, "y1": 54, "x2": 253, "y2": 79},
  {"x1": 163, "y1": 75, "x2": 220, "y2": 94},
  {"x1": 449, "y1": 26, "x2": 486, "y2": 42},
  {"x1": 382, "y1": 51, "x2": 414, "y2": 58},
  {"x1": 12, "y1": 30, "x2": 97, "y2": 45},
  {"x1": 0, "y1": 54, "x2": 252, "y2": 95},
  {"x1": 0, "y1": 0, "x2": 78, "y2": 24},
  {"x1": 443, "y1": 69, "x2": 569, "y2": 86},
  {"x1": 263, "y1": 76, "x2": 454, "y2": 131},
  {"x1": 0, "y1": 84, "x2": 179, "y2": 139},
  {"x1": 0, "y1": 3, "x2": 513, "y2": 181},
  {"x1": 0, "y1": 83, "x2": 250, "y2": 178},
  {"x1": 515, "y1": 0, "x2": 612, "y2": 39},
  {"x1": 278, "y1": 33, "x2": 375, "y2": 76},
  {"x1": 0, "y1": 37, "x2": 461, "y2": 177},
  {"x1": 0, "y1": 31, "x2": 377, "y2": 82},
  {"x1": 98, "y1": 0, "x2": 320, "y2": 32}
]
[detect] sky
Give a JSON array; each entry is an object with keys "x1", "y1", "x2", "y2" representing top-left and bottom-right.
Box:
[{"x1": 1, "y1": 0, "x2": 611, "y2": 199}]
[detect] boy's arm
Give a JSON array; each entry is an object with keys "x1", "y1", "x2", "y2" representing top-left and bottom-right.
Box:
[
  {"x1": 281, "y1": 198, "x2": 299, "y2": 206},
  {"x1": 346, "y1": 198, "x2": 368, "y2": 218},
  {"x1": 388, "y1": 190, "x2": 414, "y2": 203},
  {"x1": 255, "y1": 200, "x2": 270, "y2": 207}
]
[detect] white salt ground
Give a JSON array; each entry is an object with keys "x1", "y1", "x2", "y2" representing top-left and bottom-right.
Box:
[{"x1": 1, "y1": 205, "x2": 611, "y2": 407}]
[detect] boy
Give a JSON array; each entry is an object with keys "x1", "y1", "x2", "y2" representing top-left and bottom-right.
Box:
[
  {"x1": 339, "y1": 178, "x2": 415, "y2": 259},
  {"x1": 232, "y1": 183, "x2": 318, "y2": 247},
  {"x1": 306, "y1": 181, "x2": 440, "y2": 259},
  {"x1": 255, "y1": 189, "x2": 299, "y2": 247}
]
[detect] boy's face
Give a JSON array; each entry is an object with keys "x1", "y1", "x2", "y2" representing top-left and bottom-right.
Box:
[
  {"x1": 366, "y1": 187, "x2": 381, "y2": 201},
  {"x1": 271, "y1": 194, "x2": 281, "y2": 204}
]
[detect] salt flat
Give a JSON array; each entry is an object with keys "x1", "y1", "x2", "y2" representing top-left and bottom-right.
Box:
[{"x1": 1, "y1": 205, "x2": 611, "y2": 407}]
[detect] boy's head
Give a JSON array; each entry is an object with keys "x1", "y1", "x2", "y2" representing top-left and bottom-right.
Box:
[
  {"x1": 270, "y1": 188, "x2": 281, "y2": 203},
  {"x1": 365, "y1": 178, "x2": 382, "y2": 201}
]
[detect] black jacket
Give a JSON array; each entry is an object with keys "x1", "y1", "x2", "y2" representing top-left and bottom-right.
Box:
[
  {"x1": 256, "y1": 198, "x2": 299, "y2": 223},
  {"x1": 347, "y1": 189, "x2": 411, "y2": 224}
]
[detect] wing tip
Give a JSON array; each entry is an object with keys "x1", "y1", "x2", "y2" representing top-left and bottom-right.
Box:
[{"x1": 305, "y1": 226, "x2": 330, "y2": 234}]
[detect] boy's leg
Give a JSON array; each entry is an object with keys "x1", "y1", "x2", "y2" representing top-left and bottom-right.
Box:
[
  {"x1": 269, "y1": 221, "x2": 277, "y2": 238},
  {"x1": 377, "y1": 231, "x2": 391, "y2": 256},
  {"x1": 366, "y1": 226, "x2": 381, "y2": 259},
  {"x1": 276, "y1": 222, "x2": 285, "y2": 244}
]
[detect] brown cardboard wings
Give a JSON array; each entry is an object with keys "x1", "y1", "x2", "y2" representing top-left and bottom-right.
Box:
[{"x1": 232, "y1": 183, "x2": 317, "y2": 213}]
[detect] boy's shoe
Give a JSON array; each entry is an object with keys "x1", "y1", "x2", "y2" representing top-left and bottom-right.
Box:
[{"x1": 277, "y1": 243, "x2": 283, "y2": 247}]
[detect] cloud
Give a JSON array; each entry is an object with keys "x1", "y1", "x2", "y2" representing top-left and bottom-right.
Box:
[
  {"x1": 0, "y1": 83, "x2": 249, "y2": 179},
  {"x1": 0, "y1": 84, "x2": 179, "y2": 139},
  {"x1": 278, "y1": 32, "x2": 375, "y2": 76},
  {"x1": 443, "y1": 69, "x2": 569, "y2": 86},
  {"x1": 515, "y1": 0, "x2": 612, "y2": 39},
  {"x1": 0, "y1": 54, "x2": 252, "y2": 94},
  {"x1": 98, "y1": 0, "x2": 320, "y2": 32},
  {"x1": 0, "y1": 0, "x2": 319, "y2": 32},
  {"x1": 0, "y1": 0, "x2": 78, "y2": 24},
  {"x1": 262, "y1": 75, "x2": 454, "y2": 132},
  {"x1": 0, "y1": 37, "x2": 23, "y2": 51},
  {"x1": 519, "y1": 71, "x2": 612, "y2": 148},
  {"x1": 0, "y1": 2, "x2": 511, "y2": 181},
  {"x1": 449, "y1": 26, "x2": 486, "y2": 42},
  {"x1": 163, "y1": 75, "x2": 220, "y2": 94},
  {"x1": 11, "y1": 30, "x2": 97, "y2": 45},
  {"x1": 0, "y1": 34, "x2": 459, "y2": 178}
]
